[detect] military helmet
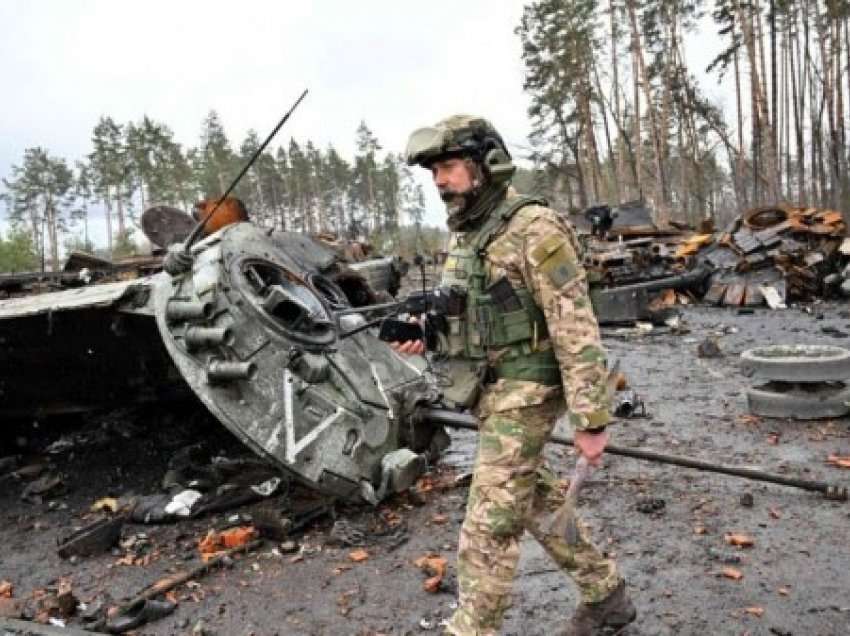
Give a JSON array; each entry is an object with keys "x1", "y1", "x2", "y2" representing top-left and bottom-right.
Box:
[{"x1": 405, "y1": 114, "x2": 516, "y2": 184}]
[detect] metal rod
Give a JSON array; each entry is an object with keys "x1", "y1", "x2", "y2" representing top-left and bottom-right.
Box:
[
  {"x1": 423, "y1": 410, "x2": 847, "y2": 500},
  {"x1": 335, "y1": 300, "x2": 402, "y2": 316},
  {"x1": 185, "y1": 89, "x2": 309, "y2": 248},
  {"x1": 339, "y1": 317, "x2": 384, "y2": 340}
]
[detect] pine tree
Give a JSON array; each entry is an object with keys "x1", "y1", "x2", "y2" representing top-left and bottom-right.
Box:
[
  {"x1": 353, "y1": 121, "x2": 382, "y2": 230},
  {"x1": 325, "y1": 146, "x2": 352, "y2": 236},
  {"x1": 89, "y1": 116, "x2": 126, "y2": 255},
  {"x1": 1, "y1": 147, "x2": 74, "y2": 271},
  {"x1": 193, "y1": 111, "x2": 237, "y2": 198}
]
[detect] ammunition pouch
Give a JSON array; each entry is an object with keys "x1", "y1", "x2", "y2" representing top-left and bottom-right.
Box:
[{"x1": 439, "y1": 194, "x2": 562, "y2": 391}]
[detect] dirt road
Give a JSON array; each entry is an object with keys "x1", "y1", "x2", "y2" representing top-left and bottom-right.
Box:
[{"x1": 2, "y1": 303, "x2": 849, "y2": 635}]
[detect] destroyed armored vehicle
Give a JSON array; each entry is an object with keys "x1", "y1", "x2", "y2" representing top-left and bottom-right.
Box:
[{"x1": 0, "y1": 221, "x2": 448, "y2": 504}]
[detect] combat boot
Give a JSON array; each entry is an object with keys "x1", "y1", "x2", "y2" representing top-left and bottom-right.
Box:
[{"x1": 561, "y1": 581, "x2": 636, "y2": 636}]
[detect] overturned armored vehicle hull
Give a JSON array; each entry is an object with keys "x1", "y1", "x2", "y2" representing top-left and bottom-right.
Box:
[{"x1": 0, "y1": 223, "x2": 445, "y2": 504}]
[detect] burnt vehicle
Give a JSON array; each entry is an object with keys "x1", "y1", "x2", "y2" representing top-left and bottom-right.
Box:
[{"x1": 0, "y1": 220, "x2": 447, "y2": 504}]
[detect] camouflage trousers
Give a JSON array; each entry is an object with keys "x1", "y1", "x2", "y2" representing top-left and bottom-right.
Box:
[{"x1": 444, "y1": 399, "x2": 620, "y2": 636}]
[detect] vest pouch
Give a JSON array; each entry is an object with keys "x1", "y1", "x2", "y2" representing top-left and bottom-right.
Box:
[
  {"x1": 495, "y1": 349, "x2": 561, "y2": 385},
  {"x1": 445, "y1": 316, "x2": 466, "y2": 357},
  {"x1": 498, "y1": 308, "x2": 535, "y2": 345},
  {"x1": 473, "y1": 299, "x2": 489, "y2": 340},
  {"x1": 440, "y1": 359, "x2": 486, "y2": 409},
  {"x1": 474, "y1": 296, "x2": 539, "y2": 348}
]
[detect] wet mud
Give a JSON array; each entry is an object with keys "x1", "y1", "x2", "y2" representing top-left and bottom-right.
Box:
[{"x1": 2, "y1": 303, "x2": 849, "y2": 635}]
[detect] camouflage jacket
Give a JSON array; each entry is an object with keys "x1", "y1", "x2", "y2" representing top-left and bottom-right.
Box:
[{"x1": 456, "y1": 189, "x2": 611, "y2": 431}]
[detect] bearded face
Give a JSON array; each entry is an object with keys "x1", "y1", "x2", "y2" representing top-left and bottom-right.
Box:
[{"x1": 437, "y1": 158, "x2": 485, "y2": 218}]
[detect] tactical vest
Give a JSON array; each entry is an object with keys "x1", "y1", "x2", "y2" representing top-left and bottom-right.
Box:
[{"x1": 439, "y1": 195, "x2": 561, "y2": 407}]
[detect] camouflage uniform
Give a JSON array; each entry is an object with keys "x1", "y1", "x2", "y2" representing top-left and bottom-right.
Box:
[{"x1": 444, "y1": 190, "x2": 621, "y2": 636}]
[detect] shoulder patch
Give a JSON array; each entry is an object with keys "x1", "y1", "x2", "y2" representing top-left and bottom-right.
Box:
[{"x1": 528, "y1": 234, "x2": 579, "y2": 288}]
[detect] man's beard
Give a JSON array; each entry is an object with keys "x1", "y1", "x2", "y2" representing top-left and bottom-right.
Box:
[
  {"x1": 439, "y1": 160, "x2": 484, "y2": 221},
  {"x1": 439, "y1": 188, "x2": 475, "y2": 216}
]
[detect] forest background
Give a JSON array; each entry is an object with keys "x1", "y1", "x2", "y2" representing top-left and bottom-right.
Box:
[{"x1": 2, "y1": 0, "x2": 848, "y2": 272}]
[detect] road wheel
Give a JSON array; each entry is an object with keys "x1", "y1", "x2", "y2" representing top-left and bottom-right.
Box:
[
  {"x1": 746, "y1": 381, "x2": 850, "y2": 419},
  {"x1": 740, "y1": 345, "x2": 850, "y2": 382}
]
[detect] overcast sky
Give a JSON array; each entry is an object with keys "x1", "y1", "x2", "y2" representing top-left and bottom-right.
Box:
[{"x1": 0, "y1": 0, "x2": 728, "y2": 245}]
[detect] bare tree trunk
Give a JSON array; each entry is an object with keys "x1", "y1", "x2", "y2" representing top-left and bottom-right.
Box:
[
  {"x1": 741, "y1": 0, "x2": 780, "y2": 202},
  {"x1": 104, "y1": 186, "x2": 114, "y2": 258},
  {"x1": 840, "y1": 16, "x2": 850, "y2": 216},
  {"x1": 116, "y1": 183, "x2": 126, "y2": 237},
  {"x1": 782, "y1": 25, "x2": 791, "y2": 200},
  {"x1": 831, "y1": 15, "x2": 844, "y2": 208},
  {"x1": 817, "y1": 5, "x2": 838, "y2": 208},
  {"x1": 609, "y1": 0, "x2": 626, "y2": 201},
  {"x1": 677, "y1": 121, "x2": 689, "y2": 224},
  {"x1": 790, "y1": 10, "x2": 806, "y2": 202},
  {"x1": 594, "y1": 63, "x2": 620, "y2": 203},
  {"x1": 580, "y1": 84, "x2": 603, "y2": 203},
  {"x1": 769, "y1": 0, "x2": 779, "y2": 191},
  {"x1": 48, "y1": 203, "x2": 59, "y2": 272},
  {"x1": 626, "y1": 0, "x2": 670, "y2": 225},
  {"x1": 630, "y1": 9, "x2": 643, "y2": 200},
  {"x1": 733, "y1": 19, "x2": 747, "y2": 209}
]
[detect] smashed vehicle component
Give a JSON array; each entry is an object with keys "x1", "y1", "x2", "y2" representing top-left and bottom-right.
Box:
[
  {"x1": 741, "y1": 344, "x2": 850, "y2": 419},
  {"x1": 590, "y1": 266, "x2": 710, "y2": 325},
  {"x1": 578, "y1": 200, "x2": 848, "y2": 312},
  {"x1": 0, "y1": 223, "x2": 448, "y2": 504}
]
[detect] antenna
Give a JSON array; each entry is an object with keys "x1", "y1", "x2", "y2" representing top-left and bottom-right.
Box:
[{"x1": 184, "y1": 89, "x2": 309, "y2": 249}]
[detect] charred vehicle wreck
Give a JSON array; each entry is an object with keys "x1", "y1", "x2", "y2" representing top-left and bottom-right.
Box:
[{"x1": 0, "y1": 220, "x2": 449, "y2": 505}]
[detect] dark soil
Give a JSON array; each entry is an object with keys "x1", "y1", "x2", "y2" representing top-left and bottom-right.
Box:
[{"x1": 2, "y1": 303, "x2": 850, "y2": 635}]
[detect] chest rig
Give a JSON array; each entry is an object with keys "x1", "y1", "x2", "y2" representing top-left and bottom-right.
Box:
[{"x1": 439, "y1": 196, "x2": 561, "y2": 406}]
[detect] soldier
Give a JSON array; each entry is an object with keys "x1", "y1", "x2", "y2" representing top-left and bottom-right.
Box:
[{"x1": 401, "y1": 115, "x2": 636, "y2": 635}]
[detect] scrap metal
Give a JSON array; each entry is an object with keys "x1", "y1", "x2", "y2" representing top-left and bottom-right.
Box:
[
  {"x1": 0, "y1": 221, "x2": 447, "y2": 504},
  {"x1": 578, "y1": 201, "x2": 848, "y2": 315}
]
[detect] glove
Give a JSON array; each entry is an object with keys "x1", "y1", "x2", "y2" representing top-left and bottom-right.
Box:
[{"x1": 164, "y1": 244, "x2": 194, "y2": 276}]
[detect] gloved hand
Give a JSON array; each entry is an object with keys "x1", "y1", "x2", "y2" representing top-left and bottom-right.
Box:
[{"x1": 164, "y1": 244, "x2": 194, "y2": 276}]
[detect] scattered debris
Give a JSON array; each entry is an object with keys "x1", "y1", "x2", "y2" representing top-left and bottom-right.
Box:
[
  {"x1": 348, "y1": 549, "x2": 369, "y2": 563},
  {"x1": 34, "y1": 580, "x2": 78, "y2": 624},
  {"x1": 707, "y1": 549, "x2": 743, "y2": 564},
  {"x1": 198, "y1": 526, "x2": 257, "y2": 560},
  {"x1": 328, "y1": 520, "x2": 367, "y2": 547},
  {"x1": 109, "y1": 538, "x2": 263, "y2": 631},
  {"x1": 739, "y1": 492, "x2": 755, "y2": 507},
  {"x1": 106, "y1": 598, "x2": 176, "y2": 634},
  {"x1": 251, "y1": 508, "x2": 292, "y2": 541},
  {"x1": 700, "y1": 205, "x2": 845, "y2": 307},
  {"x1": 635, "y1": 497, "x2": 666, "y2": 514},
  {"x1": 721, "y1": 567, "x2": 744, "y2": 581},
  {"x1": 697, "y1": 336, "x2": 723, "y2": 358},
  {"x1": 20, "y1": 474, "x2": 64, "y2": 504},
  {"x1": 581, "y1": 201, "x2": 848, "y2": 315},
  {"x1": 725, "y1": 533, "x2": 755, "y2": 548},
  {"x1": 612, "y1": 389, "x2": 646, "y2": 418},
  {"x1": 90, "y1": 497, "x2": 120, "y2": 514},
  {"x1": 826, "y1": 455, "x2": 850, "y2": 469},
  {"x1": 56, "y1": 516, "x2": 124, "y2": 558},
  {"x1": 413, "y1": 554, "x2": 448, "y2": 593},
  {"x1": 744, "y1": 606, "x2": 765, "y2": 618},
  {"x1": 0, "y1": 599, "x2": 23, "y2": 620}
]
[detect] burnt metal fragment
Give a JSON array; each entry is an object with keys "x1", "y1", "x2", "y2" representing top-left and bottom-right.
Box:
[{"x1": 56, "y1": 516, "x2": 124, "y2": 558}]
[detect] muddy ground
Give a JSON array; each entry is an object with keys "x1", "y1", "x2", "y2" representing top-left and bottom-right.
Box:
[{"x1": 2, "y1": 302, "x2": 850, "y2": 635}]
